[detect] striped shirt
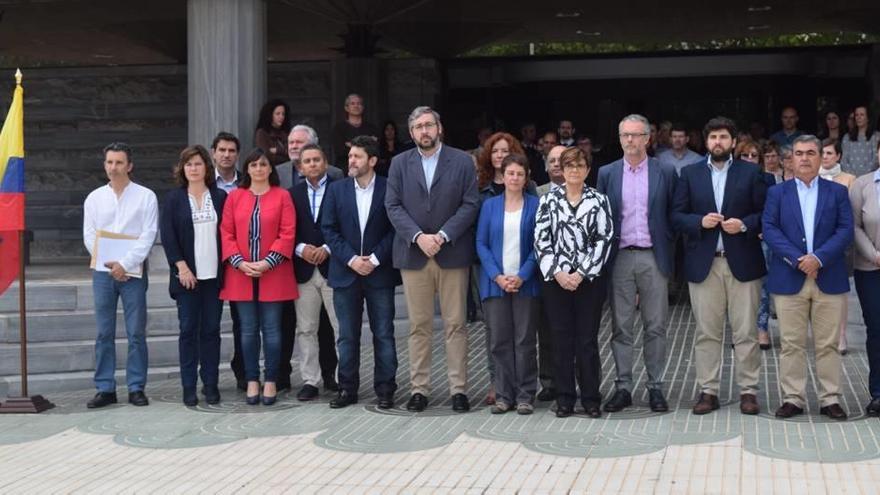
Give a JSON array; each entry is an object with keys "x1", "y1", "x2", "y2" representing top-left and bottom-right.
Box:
[{"x1": 228, "y1": 194, "x2": 284, "y2": 269}]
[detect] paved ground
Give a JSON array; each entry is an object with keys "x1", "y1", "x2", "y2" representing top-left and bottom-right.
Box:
[{"x1": 2, "y1": 291, "x2": 880, "y2": 493}]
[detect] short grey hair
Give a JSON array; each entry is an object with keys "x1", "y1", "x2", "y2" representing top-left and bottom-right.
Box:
[
  {"x1": 618, "y1": 114, "x2": 650, "y2": 134},
  {"x1": 291, "y1": 124, "x2": 319, "y2": 145},
  {"x1": 792, "y1": 134, "x2": 821, "y2": 151},
  {"x1": 344, "y1": 93, "x2": 362, "y2": 106},
  {"x1": 407, "y1": 106, "x2": 441, "y2": 129}
]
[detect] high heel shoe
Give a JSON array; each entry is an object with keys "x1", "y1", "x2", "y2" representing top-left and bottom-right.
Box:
[
  {"x1": 246, "y1": 381, "x2": 261, "y2": 405},
  {"x1": 262, "y1": 382, "x2": 277, "y2": 406}
]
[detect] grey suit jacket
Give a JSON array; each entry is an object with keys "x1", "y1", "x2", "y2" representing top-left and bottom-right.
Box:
[
  {"x1": 597, "y1": 157, "x2": 678, "y2": 277},
  {"x1": 277, "y1": 160, "x2": 343, "y2": 190},
  {"x1": 385, "y1": 145, "x2": 480, "y2": 270},
  {"x1": 850, "y1": 172, "x2": 880, "y2": 271}
]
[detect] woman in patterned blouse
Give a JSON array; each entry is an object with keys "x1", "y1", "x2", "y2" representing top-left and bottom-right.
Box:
[
  {"x1": 534, "y1": 147, "x2": 614, "y2": 418},
  {"x1": 841, "y1": 106, "x2": 880, "y2": 177}
]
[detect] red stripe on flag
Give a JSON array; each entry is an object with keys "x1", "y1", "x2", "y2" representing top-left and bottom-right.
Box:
[
  {"x1": 0, "y1": 192, "x2": 24, "y2": 231},
  {"x1": 0, "y1": 231, "x2": 19, "y2": 296}
]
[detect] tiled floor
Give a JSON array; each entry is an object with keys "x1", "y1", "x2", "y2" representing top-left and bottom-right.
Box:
[{"x1": 1, "y1": 290, "x2": 879, "y2": 493}]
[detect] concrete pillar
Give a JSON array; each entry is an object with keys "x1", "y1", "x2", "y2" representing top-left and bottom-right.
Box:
[{"x1": 187, "y1": 0, "x2": 266, "y2": 152}]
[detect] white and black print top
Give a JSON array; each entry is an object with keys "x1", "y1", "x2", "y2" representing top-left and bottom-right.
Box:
[{"x1": 534, "y1": 184, "x2": 614, "y2": 281}]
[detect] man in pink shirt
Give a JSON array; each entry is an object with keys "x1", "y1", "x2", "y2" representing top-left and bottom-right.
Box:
[{"x1": 597, "y1": 114, "x2": 678, "y2": 414}]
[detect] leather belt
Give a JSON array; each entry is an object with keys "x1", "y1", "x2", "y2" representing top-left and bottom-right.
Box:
[{"x1": 622, "y1": 246, "x2": 651, "y2": 251}]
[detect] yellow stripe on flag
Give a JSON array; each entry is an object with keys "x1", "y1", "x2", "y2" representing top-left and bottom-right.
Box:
[{"x1": 0, "y1": 69, "x2": 24, "y2": 182}]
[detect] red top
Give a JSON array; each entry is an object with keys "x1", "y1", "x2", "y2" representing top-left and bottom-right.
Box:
[{"x1": 219, "y1": 186, "x2": 298, "y2": 302}]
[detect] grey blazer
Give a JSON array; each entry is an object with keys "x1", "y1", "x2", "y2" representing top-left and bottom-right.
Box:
[
  {"x1": 385, "y1": 144, "x2": 480, "y2": 270},
  {"x1": 597, "y1": 157, "x2": 678, "y2": 277},
  {"x1": 850, "y1": 172, "x2": 880, "y2": 272},
  {"x1": 277, "y1": 161, "x2": 343, "y2": 190}
]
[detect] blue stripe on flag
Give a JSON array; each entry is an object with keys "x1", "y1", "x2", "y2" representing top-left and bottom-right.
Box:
[{"x1": 0, "y1": 156, "x2": 23, "y2": 193}]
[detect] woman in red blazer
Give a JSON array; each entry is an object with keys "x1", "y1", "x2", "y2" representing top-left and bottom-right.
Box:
[{"x1": 220, "y1": 148, "x2": 297, "y2": 405}]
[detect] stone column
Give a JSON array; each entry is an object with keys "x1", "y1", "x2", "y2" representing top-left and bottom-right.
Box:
[{"x1": 187, "y1": 0, "x2": 266, "y2": 152}]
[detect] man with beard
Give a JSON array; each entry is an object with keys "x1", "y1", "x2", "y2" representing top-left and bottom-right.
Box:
[
  {"x1": 385, "y1": 106, "x2": 480, "y2": 412},
  {"x1": 558, "y1": 120, "x2": 576, "y2": 147},
  {"x1": 672, "y1": 117, "x2": 768, "y2": 415}
]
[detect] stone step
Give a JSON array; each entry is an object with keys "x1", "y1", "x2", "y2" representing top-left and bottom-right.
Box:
[
  {"x1": 0, "y1": 276, "x2": 181, "y2": 313},
  {"x1": 0, "y1": 365, "x2": 186, "y2": 398}
]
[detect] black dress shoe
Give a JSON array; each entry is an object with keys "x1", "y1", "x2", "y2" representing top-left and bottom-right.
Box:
[
  {"x1": 323, "y1": 375, "x2": 339, "y2": 392},
  {"x1": 555, "y1": 404, "x2": 574, "y2": 418},
  {"x1": 649, "y1": 389, "x2": 669, "y2": 412},
  {"x1": 128, "y1": 391, "x2": 149, "y2": 407},
  {"x1": 451, "y1": 393, "x2": 470, "y2": 413},
  {"x1": 820, "y1": 403, "x2": 848, "y2": 421},
  {"x1": 583, "y1": 403, "x2": 601, "y2": 418},
  {"x1": 775, "y1": 402, "x2": 804, "y2": 419},
  {"x1": 329, "y1": 390, "x2": 358, "y2": 409},
  {"x1": 86, "y1": 392, "x2": 117, "y2": 409},
  {"x1": 296, "y1": 384, "x2": 320, "y2": 401},
  {"x1": 406, "y1": 393, "x2": 428, "y2": 412},
  {"x1": 866, "y1": 398, "x2": 880, "y2": 417},
  {"x1": 203, "y1": 385, "x2": 221, "y2": 405},
  {"x1": 603, "y1": 389, "x2": 632, "y2": 412},
  {"x1": 183, "y1": 388, "x2": 198, "y2": 407},
  {"x1": 377, "y1": 394, "x2": 395, "y2": 410},
  {"x1": 537, "y1": 387, "x2": 556, "y2": 402}
]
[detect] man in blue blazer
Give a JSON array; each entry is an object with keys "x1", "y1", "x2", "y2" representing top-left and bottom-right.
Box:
[
  {"x1": 763, "y1": 135, "x2": 854, "y2": 420},
  {"x1": 597, "y1": 114, "x2": 677, "y2": 414},
  {"x1": 385, "y1": 106, "x2": 481, "y2": 413},
  {"x1": 322, "y1": 136, "x2": 401, "y2": 409},
  {"x1": 672, "y1": 117, "x2": 767, "y2": 416},
  {"x1": 289, "y1": 144, "x2": 340, "y2": 401}
]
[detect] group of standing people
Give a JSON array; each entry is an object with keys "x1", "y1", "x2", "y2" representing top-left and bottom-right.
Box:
[{"x1": 81, "y1": 102, "x2": 880, "y2": 421}]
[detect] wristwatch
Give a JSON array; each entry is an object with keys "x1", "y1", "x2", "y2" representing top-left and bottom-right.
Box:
[{"x1": 740, "y1": 223, "x2": 747, "y2": 233}]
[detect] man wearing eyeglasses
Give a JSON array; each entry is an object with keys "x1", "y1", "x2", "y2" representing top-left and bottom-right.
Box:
[
  {"x1": 598, "y1": 114, "x2": 678, "y2": 414},
  {"x1": 763, "y1": 135, "x2": 854, "y2": 421},
  {"x1": 657, "y1": 123, "x2": 703, "y2": 176},
  {"x1": 385, "y1": 106, "x2": 480, "y2": 413}
]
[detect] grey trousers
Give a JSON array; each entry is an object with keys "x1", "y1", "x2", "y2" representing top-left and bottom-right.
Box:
[
  {"x1": 609, "y1": 248, "x2": 668, "y2": 392},
  {"x1": 483, "y1": 294, "x2": 539, "y2": 405}
]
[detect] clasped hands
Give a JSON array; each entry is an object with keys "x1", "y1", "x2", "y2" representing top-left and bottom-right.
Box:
[
  {"x1": 416, "y1": 233, "x2": 445, "y2": 258},
  {"x1": 350, "y1": 256, "x2": 377, "y2": 276},
  {"x1": 301, "y1": 244, "x2": 329, "y2": 265},
  {"x1": 494, "y1": 274, "x2": 524, "y2": 293},
  {"x1": 797, "y1": 253, "x2": 821, "y2": 279},
  {"x1": 238, "y1": 260, "x2": 271, "y2": 278},
  {"x1": 702, "y1": 213, "x2": 744, "y2": 234},
  {"x1": 554, "y1": 271, "x2": 583, "y2": 292}
]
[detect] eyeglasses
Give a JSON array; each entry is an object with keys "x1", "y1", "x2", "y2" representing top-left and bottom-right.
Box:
[
  {"x1": 412, "y1": 122, "x2": 438, "y2": 132},
  {"x1": 619, "y1": 132, "x2": 648, "y2": 140},
  {"x1": 743, "y1": 152, "x2": 759, "y2": 158}
]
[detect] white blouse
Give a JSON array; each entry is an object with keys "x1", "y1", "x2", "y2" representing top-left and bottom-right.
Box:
[
  {"x1": 502, "y1": 208, "x2": 522, "y2": 275},
  {"x1": 188, "y1": 191, "x2": 218, "y2": 280}
]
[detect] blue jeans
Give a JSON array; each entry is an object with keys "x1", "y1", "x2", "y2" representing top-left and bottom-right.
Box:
[
  {"x1": 237, "y1": 300, "x2": 282, "y2": 382},
  {"x1": 333, "y1": 281, "x2": 398, "y2": 397},
  {"x1": 175, "y1": 278, "x2": 222, "y2": 390},
  {"x1": 854, "y1": 269, "x2": 880, "y2": 398},
  {"x1": 92, "y1": 271, "x2": 148, "y2": 393}
]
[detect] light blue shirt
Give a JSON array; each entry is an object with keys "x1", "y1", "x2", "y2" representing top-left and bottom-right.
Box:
[
  {"x1": 214, "y1": 170, "x2": 239, "y2": 193},
  {"x1": 708, "y1": 156, "x2": 732, "y2": 252},
  {"x1": 418, "y1": 143, "x2": 442, "y2": 190},
  {"x1": 795, "y1": 176, "x2": 819, "y2": 259}
]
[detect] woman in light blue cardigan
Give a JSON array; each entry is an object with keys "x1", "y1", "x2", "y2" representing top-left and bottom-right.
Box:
[{"x1": 476, "y1": 153, "x2": 540, "y2": 415}]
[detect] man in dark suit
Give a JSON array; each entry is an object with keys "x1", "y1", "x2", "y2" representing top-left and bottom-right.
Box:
[
  {"x1": 597, "y1": 114, "x2": 677, "y2": 414},
  {"x1": 385, "y1": 106, "x2": 481, "y2": 413},
  {"x1": 763, "y1": 134, "x2": 854, "y2": 420},
  {"x1": 672, "y1": 117, "x2": 768, "y2": 416},
  {"x1": 322, "y1": 135, "x2": 401, "y2": 409},
  {"x1": 289, "y1": 144, "x2": 340, "y2": 401}
]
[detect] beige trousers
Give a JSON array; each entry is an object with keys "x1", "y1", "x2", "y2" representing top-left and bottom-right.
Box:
[
  {"x1": 294, "y1": 271, "x2": 339, "y2": 387},
  {"x1": 689, "y1": 257, "x2": 762, "y2": 396},
  {"x1": 401, "y1": 258, "x2": 469, "y2": 396},
  {"x1": 774, "y1": 278, "x2": 845, "y2": 408}
]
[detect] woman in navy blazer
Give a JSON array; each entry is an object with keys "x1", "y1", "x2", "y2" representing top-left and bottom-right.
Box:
[
  {"x1": 160, "y1": 145, "x2": 227, "y2": 407},
  {"x1": 476, "y1": 153, "x2": 540, "y2": 414}
]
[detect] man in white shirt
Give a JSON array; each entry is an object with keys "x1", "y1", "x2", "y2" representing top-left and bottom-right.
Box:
[{"x1": 82, "y1": 142, "x2": 158, "y2": 409}]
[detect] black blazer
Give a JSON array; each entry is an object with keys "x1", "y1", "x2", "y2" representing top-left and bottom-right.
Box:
[
  {"x1": 672, "y1": 159, "x2": 767, "y2": 283},
  {"x1": 290, "y1": 175, "x2": 336, "y2": 284},
  {"x1": 321, "y1": 176, "x2": 401, "y2": 289},
  {"x1": 159, "y1": 186, "x2": 227, "y2": 297}
]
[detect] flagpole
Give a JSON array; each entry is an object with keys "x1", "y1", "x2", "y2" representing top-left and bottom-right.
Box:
[{"x1": 0, "y1": 69, "x2": 53, "y2": 414}]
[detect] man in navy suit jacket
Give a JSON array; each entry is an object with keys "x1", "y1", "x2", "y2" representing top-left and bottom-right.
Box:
[
  {"x1": 672, "y1": 117, "x2": 767, "y2": 416},
  {"x1": 597, "y1": 114, "x2": 677, "y2": 414},
  {"x1": 289, "y1": 144, "x2": 340, "y2": 401},
  {"x1": 763, "y1": 135, "x2": 854, "y2": 421},
  {"x1": 322, "y1": 136, "x2": 401, "y2": 409}
]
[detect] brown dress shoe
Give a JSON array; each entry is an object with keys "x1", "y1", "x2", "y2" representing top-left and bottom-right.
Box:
[
  {"x1": 692, "y1": 393, "x2": 720, "y2": 415},
  {"x1": 819, "y1": 403, "x2": 848, "y2": 421},
  {"x1": 740, "y1": 394, "x2": 759, "y2": 415},
  {"x1": 774, "y1": 402, "x2": 804, "y2": 418}
]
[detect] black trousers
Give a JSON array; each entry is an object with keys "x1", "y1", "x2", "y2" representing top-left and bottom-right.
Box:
[
  {"x1": 542, "y1": 275, "x2": 606, "y2": 409},
  {"x1": 278, "y1": 300, "x2": 338, "y2": 387}
]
